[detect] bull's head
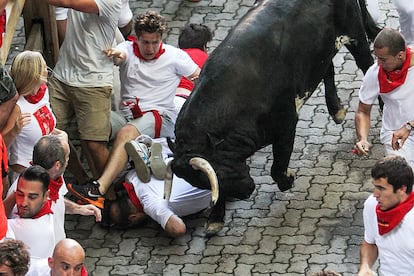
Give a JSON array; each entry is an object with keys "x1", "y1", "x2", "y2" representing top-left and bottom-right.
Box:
[
  {"x1": 169, "y1": 133, "x2": 256, "y2": 201},
  {"x1": 164, "y1": 157, "x2": 218, "y2": 205}
]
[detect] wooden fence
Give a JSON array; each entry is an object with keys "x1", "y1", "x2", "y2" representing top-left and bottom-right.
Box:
[{"x1": 0, "y1": 0, "x2": 59, "y2": 66}]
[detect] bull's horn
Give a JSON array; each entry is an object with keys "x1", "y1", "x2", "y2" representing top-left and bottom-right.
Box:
[
  {"x1": 164, "y1": 160, "x2": 173, "y2": 200},
  {"x1": 189, "y1": 157, "x2": 219, "y2": 205}
]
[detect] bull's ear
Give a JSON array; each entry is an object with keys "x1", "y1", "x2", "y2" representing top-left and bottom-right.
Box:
[
  {"x1": 167, "y1": 137, "x2": 176, "y2": 154},
  {"x1": 207, "y1": 132, "x2": 224, "y2": 149}
]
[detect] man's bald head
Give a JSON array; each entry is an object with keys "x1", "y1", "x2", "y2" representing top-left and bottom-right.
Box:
[{"x1": 48, "y1": 238, "x2": 86, "y2": 276}]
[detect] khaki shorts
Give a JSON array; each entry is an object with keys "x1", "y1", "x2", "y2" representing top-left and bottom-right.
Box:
[
  {"x1": 127, "y1": 111, "x2": 174, "y2": 138},
  {"x1": 48, "y1": 77, "x2": 112, "y2": 141}
]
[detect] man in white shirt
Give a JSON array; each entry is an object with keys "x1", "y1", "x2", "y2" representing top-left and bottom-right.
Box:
[
  {"x1": 44, "y1": 0, "x2": 121, "y2": 179},
  {"x1": 68, "y1": 11, "x2": 200, "y2": 207},
  {"x1": 354, "y1": 28, "x2": 414, "y2": 169},
  {"x1": 101, "y1": 138, "x2": 212, "y2": 237},
  {"x1": 48, "y1": 238, "x2": 87, "y2": 276},
  {"x1": 7, "y1": 165, "x2": 56, "y2": 275},
  {"x1": 358, "y1": 155, "x2": 414, "y2": 276},
  {"x1": 5, "y1": 134, "x2": 101, "y2": 242}
]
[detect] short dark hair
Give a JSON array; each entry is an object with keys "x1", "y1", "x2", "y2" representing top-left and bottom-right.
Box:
[
  {"x1": 371, "y1": 155, "x2": 414, "y2": 193},
  {"x1": 20, "y1": 165, "x2": 50, "y2": 192},
  {"x1": 178, "y1": 23, "x2": 212, "y2": 50},
  {"x1": 101, "y1": 183, "x2": 146, "y2": 230},
  {"x1": 0, "y1": 239, "x2": 30, "y2": 276},
  {"x1": 33, "y1": 135, "x2": 66, "y2": 170},
  {"x1": 102, "y1": 184, "x2": 133, "y2": 229},
  {"x1": 134, "y1": 11, "x2": 168, "y2": 38},
  {"x1": 373, "y1": 27, "x2": 406, "y2": 56}
]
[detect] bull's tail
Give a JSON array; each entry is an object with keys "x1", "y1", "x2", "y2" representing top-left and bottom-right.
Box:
[{"x1": 358, "y1": 0, "x2": 381, "y2": 41}]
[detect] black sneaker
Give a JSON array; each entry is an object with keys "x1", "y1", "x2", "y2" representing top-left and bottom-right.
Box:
[{"x1": 67, "y1": 180, "x2": 105, "y2": 209}]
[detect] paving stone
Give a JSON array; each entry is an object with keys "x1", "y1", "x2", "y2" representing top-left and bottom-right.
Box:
[{"x1": 2, "y1": 0, "x2": 399, "y2": 275}]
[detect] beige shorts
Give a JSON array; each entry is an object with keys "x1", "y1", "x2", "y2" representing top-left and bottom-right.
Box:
[
  {"x1": 127, "y1": 111, "x2": 174, "y2": 138},
  {"x1": 48, "y1": 77, "x2": 112, "y2": 141}
]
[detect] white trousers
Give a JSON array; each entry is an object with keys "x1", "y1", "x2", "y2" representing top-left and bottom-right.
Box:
[{"x1": 366, "y1": 0, "x2": 414, "y2": 45}]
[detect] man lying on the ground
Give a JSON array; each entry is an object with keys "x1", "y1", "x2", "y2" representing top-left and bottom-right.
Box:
[{"x1": 101, "y1": 137, "x2": 212, "y2": 237}]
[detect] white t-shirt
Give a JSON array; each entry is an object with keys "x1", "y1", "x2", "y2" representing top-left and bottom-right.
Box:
[
  {"x1": 7, "y1": 214, "x2": 55, "y2": 276},
  {"x1": 359, "y1": 62, "x2": 414, "y2": 134},
  {"x1": 363, "y1": 194, "x2": 414, "y2": 275},
  {"x1": 118, "y1": 0, "x2": 132, "y2": 28},
  {"x1": 117, "y1": 42, "x2": 198, "y2": 122},
  {"x1": 359, "y1": 60, "x2": 414, "y2": 167},
  {"x1": 9, "y1": 89, "x2": 56, "y2": 168},
  {"x1": 7, "y1": 214, "x2": 56, "y2": 257},
  {"x1": 125, "y1": 138, "x2": 211, "y2": 229},
  {"x1": 53, "y1": 0, "x2": 121, "y2": 87},
  {"x1": 394, "y1": 0, "x2": 414, "y2": 45},
  {"x1": 7, "y1": 177, "x2": 68, "y2": 243}
]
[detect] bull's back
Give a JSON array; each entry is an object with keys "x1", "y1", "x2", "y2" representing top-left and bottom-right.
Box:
[{"x1": 186, "y1": 0, "x2": 335, "y2": 117}]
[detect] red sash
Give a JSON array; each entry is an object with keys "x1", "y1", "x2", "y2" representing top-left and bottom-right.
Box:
[
  {"x1": 376, "y1": 192, "x2": 414, "y2": 235},
  {"x1": 121, "y1": 97, "x2": 162, "y2": 138},
  {"x1": 378, "y1": 47, "x2": 411, "y2": 93}
]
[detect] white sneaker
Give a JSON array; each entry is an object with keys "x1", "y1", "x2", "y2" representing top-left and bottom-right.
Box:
[
  {"x1": 136, "y1": 134, "x2": 153, "y2": 148},
  {"x1": 125, "y1": 140, "x2": 150, "y2": 183},
  {"x1": 149, "y1": 142, "x2": 167, "y2": 180}
]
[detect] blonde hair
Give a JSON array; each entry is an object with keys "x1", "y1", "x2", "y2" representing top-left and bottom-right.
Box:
[{"x1": 10, "y1": 51, "x2": 47, "y2": 96}]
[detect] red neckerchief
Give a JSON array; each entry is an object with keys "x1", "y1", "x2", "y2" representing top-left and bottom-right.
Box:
[
  {"x1": 48, "y1": 176, "x2": 63, "y2": 202},
  {"x1": 81, "y1": 265, "x2": 88, "y2": 276},
  {"x1": 122, "y1": 182, "x2": 144, "y2": 212},
  {"x1": 376, "y1": 192, "x2": 414, "y2": 235},
  {"x1": 378, "y1": 47, "x2": 411, "y2": 93},
  {"x1": 127, "y1": 36, "x2": 165, "y2": 61},
  {"x1": 24, "y1": 84, "x2": 47, "y2": 104},
  {"x1": 32, "y1": 199, "x2": 54, "y2": 219}
]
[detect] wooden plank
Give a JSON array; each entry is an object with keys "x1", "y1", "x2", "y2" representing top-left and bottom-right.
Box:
[
  {"x1": 0, "y1": 0, "x2": 25, "y2": 64},
  {"x1": 22, "y1": 0, "x2": 59, "y2": 67},
  {"x1": 24, "y1": 22, "x2": 43, "y2": 52}
]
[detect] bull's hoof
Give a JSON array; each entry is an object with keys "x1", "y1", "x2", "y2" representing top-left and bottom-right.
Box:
[
  {"x1": 274, "y1": 169, "x2": 295, "y2": 192},
  {"x1": 332, "y1": 108, "x2": 346, "y2": 124},
  {"x1": 205, "y1": 222, "x2": 224, "y2": 237}
]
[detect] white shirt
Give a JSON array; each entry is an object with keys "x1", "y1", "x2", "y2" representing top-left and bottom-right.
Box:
[
  {"x1": 9, "y1": 89, "x2": 56, "y2": 169},
  {"x1": 53, "y1": 0, "x2": 121, "y2": 87},
  {"x1": 363, "y1": 194, "x2": 414, "y2": 275},
  {"x1": 359, "y1": 59, "x2": 414, "y2": 167},
  {"x1": 7, "y1": 177, "x2": 68, "y2": 242},
  {"x1": 393, "y1": 0, "x2": 414, "y2": 45},
  {"x1": 117, "y1": 42, "x2": 198, "y2": 122},
  {"x1": 125, "y1": 138, "x2": 211, "y2": 229},
  {"x1": 359, "y1": 62, "x2": 414, "y2": 134},
  {"x1": 7, "y1": 214, "x2": 55, "y2": 276}
]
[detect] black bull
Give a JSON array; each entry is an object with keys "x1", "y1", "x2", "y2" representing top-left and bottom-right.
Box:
[{"x1": 170, "y1": 0, "x2": 380, "y2": 234}]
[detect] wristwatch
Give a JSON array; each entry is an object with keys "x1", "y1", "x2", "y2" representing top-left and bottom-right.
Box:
[{"x1": 405, "y1": 121, "x2": 413, "y2": 131}]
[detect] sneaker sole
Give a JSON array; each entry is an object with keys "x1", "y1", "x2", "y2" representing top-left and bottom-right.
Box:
[
  {"x1": 150, "y1": 142, "x2": 167, "y2": 180},
  {"x1": 125, "y1": 141, "x2": 151, "y2": 183},
  {"x1": 67, "y1": 183, "x2": 105, "y2": 209}
]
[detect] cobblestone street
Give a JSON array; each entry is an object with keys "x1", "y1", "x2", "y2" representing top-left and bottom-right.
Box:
[{"x1": 6, "y1": 0, "x2": 400, "y2": 275}]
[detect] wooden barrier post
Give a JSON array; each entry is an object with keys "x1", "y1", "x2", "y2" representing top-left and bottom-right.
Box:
[
  {"x1": 22, "y1": 0, "x2": 59, "y2": 67},
  {"x1": 0, "y1": 0, "x2": 25, "y2": 64}
]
